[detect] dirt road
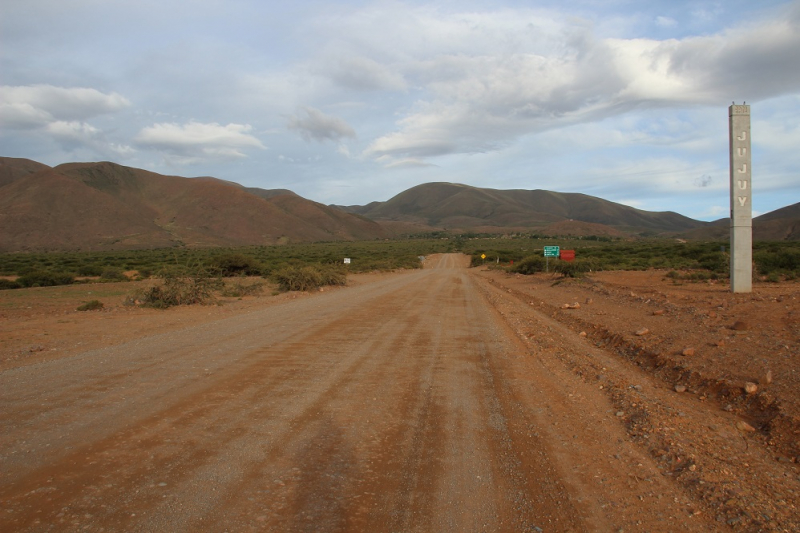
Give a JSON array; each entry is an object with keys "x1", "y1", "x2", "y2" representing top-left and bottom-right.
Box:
[{"x1": 0, "y1": 254, "x2": 760, "y2": 531}]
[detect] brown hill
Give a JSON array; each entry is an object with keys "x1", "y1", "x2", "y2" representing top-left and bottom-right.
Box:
[
  {"x1": 346, "y1": 182, "x2": 705, "y2": 235},
  {"x1": 0, "y1": 156, "x2": 50, "y2": 188},
  {"x1": 680, "y1": 203, "x2": 800, "y2": 242},
  {"x1": 539, "y1": 220, "x2": 628, "y2": 238},
  {"x1": 0, "y1": 159, "x2": 387, "y2": 252}
]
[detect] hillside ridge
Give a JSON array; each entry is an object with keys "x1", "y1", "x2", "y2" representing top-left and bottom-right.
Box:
[{"x1": 1, "y1": 157, "x2": 797, "y2": 251}]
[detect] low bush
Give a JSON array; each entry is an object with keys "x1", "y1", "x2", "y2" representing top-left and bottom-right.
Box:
[
  {"x1": 210, "y1": 253, "x2": 263, "y2": 276},
  {"x1": 77, "y1": 264, "x2": 104, "y2": 276},
  {"x1": 0, "y1": 279, "x2": 22, "y2": 290},
  {"x1": 272, "y1": 265, "x2": 347, "y2": 292},
  {"x1": 554, "y1": 258, "x2": 594, "y2": 278},
  {"x1": 77, "y1": 300, "x2": 104, "y2": 311},
  {"x1": 133, "y1": 270, "x2": 222, "y2": 308},
  {"x1": 511, "y1": 255, "x2": 546, "y2": 275},
  {"x1": 17, "y1": 270, "x2": 74, "y2": 288},
  {"x1": 221, "y1": 279, "x2": 265, "y2": 297},
  {"x1": 100, "y1": 267, "x2": 128, "y2": 282}
]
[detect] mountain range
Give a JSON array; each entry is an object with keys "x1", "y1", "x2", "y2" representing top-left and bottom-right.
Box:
[{"x1": 0, "y1": 157, "x2": 797, "y2": 252}]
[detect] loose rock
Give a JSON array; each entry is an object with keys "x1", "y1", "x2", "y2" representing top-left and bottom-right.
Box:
[
  {"x1": 744, "y1": 382, "x2": 758, "y2": 394},
  {"x1": 736, "y1": 421, "x2": 756, "y2": 432},
  {"x1": 732, "y1": 320, "x2": 748, "y2": 331},
  {"x1": 681, "y1": 347, "x2": 695, "y2": 357},
  {"x1": 635, "y1": 328, "x2": 649, "y2": 336},
  {"x1": 674, "y1": 384, "x2": 687, "y2": 393}
]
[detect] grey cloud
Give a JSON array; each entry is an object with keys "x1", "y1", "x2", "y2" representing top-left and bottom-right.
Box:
[
  {"x1": 364, "y1": 7, "x2": 800, "y2": 162},
  {"x1": 695, "y1": 174, "x2": 713, "y2": 188},
  {"x1": 324, "y1": 56, "x2": 407, "y2": 91},
  {"x1": 288, "y1": 107, "x2": 356, "y2": 143},
  {"x1": 668, "y1": 10, "x2": 800, "y2": 101}
]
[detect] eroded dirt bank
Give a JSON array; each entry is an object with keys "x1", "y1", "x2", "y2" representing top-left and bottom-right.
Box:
[{"x1": 0, "y1": 254, "x2": 797, "y2": 532}]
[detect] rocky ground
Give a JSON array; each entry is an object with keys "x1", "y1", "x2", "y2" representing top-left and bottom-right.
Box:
[{"x1": 477, "y1": 267, "x2": 799, "y2": 530}]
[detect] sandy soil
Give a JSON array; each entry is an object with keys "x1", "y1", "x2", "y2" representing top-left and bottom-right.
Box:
[{"x1": 0, "y1": 254, "x2": 797, "y2": 532}]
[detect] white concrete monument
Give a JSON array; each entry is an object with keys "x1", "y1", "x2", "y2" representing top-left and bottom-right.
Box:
[{"x1": 729, "y1": 104, "x2": 752, "y2": 293}]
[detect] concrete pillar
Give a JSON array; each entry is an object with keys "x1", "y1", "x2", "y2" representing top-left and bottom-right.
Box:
[{"x1": 729, "y1": 104, "x2": 752, "y2": 293}]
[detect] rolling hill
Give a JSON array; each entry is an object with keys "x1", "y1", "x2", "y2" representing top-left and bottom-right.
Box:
[
  {"x1": 341, "y1": 182, "x2": 706, "y2": 235},
  {"x1": 2, "y1": 158, "x2": 797, "y2": 252},
  {"x1": 0, "y1": 158, "x2": 387, "y2": 252},
  {"x1": 678, "y1": 203, "x2": 800, "y2": 242}
]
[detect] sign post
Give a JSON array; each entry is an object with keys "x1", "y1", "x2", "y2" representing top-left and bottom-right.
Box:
[
  {"x1": 729, "y1": 104, "x2": 752, "y2": 293},
  {"x1": 543, "y1": 246, "x2": 560, "y2": 273}
]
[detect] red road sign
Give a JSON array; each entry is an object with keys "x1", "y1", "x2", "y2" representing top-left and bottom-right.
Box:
[{"x1": 560, "y1": 250, "x2": 575, "y2": 262}]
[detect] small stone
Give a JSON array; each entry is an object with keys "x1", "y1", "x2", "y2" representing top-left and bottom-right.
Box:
[
  {"x1": 579, "y1": 331, "x2": 587, "y2": 337},
  {"x1": 736, "y1": 421, "x2": 756, "y2": 432},
  {"x1": 615, "y1": 411, "x2": 625, "y2": 417},
  {"x1": 715, "y1": 339, "x2": 725, "y2": 347},
  {"x1": 674, "y1": 384, "x2": 687, "y2": 393},
  {"x1": 732, "y1": 320, "x2": 748, "y2": 331},
  {"x1": 585, "y1": 298, "x2": 593, "y2": 304},
  {"x1": 681, "y1": 347, "x2": 695, "y2": 357},
  {"x1": 744, "y1": 382, "x2": 758, "y2": 394},
  {"x1": 635, "y1": 328, "x2": 649, "y2": 336},
  {"x1": 653, "y1": 310, "x2": 664, "y2": 316},
  {"x1": 764, "y1": 370, "x2": 773, "y2": 384}
]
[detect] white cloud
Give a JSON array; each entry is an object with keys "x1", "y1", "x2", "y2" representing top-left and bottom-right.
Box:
[
  {"x1": 656, "y1": 16, "x2": 677, "y2": 28},
  {"x1": 358, "y1": 5, "x2": 800, "y2": 164},
  {"x1": 134, "y1": 121, "x2": 265, "y2": 163},
  {"x1": 287, "y1": 107, "x2": 356, "y2": 143},
  {"x1": 0, "y1": 84, "x2": 132, "y2": 156},
  {"x1": 0, "y1": 101, "x2": 53, "y2": 129},
  {"x1": 0, "y1": 84, "x2": 130, "y2": 123}
]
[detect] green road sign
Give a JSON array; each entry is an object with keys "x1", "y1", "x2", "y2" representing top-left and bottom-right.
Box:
[{"x1": 543, "y1": 246, "x2": 560, "y2": 257}]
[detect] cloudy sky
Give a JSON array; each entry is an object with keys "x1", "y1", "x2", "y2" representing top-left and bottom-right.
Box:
[{"x1": 2, "y1": 0, "x2": 799, "y2": 220}]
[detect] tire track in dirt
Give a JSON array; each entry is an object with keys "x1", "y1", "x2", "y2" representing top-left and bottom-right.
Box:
[{"x1": 1, "y1": 254, "x2": 723, "y2": 532}]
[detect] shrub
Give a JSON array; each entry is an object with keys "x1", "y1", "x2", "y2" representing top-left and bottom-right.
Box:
[
  {"x1": 272, "y1": 265, "x2": 347, "y2": 292},
  {"x1": 77, "y1": 264, "x2": 104, "y2": 276},
  {"x1": 697, "y1": 251, "x2": 729, "y2": 274},
  {"x1": 77, "y1": 300, "x2": 104, "y2": 311},
  {"x1": 221, "y1": 279, "x2": 265, "y2": 297},
  {"x1": 319, "y1": 267, "x2": 348, "y2": 287},
  {"x1": 17, "y1": 270, "x2": 74, "y2": 288},
  {"x1": 133, "y1": 269, "x2": 222, "y2": 308},
  {"x1": 554, "y1": 258, "x2": 593, "y2": 278},
  {"x1": 210, "y1": 253, "x2": 263, "y2": 276},
  {"x1": 755, "y1": 249, "x2": 800, "y2": 277},
  {"x1": 100, "y1": 267, "x2": 128, "y2": 282},
  {"x1": 0, "y1": 279, "x2": 22, "y2": 290},
  {"x1": 512, "y1": 255, "x2": 546, "y2": 275}
]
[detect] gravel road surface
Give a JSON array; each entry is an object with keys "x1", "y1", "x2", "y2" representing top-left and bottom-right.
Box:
[{"x1": 1, "y1": 254, "x2": 721, "y2": 532}]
